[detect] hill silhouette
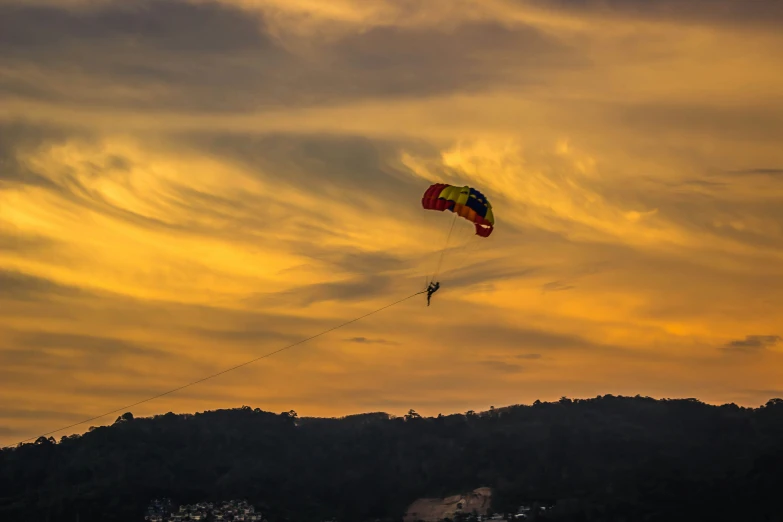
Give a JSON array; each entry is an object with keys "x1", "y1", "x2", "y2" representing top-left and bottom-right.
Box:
[{"x1": 2, "y1": 395, "x2": 783, "y2": 522}]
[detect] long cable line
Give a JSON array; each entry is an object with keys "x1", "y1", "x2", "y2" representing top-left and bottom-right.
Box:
[{"x1": 6, "y1": 290, "x2": 426, "y2": 449}]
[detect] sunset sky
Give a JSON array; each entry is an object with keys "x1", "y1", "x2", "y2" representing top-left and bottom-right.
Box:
[{"x1": 2, "y1": 0, "x2": 783, "y2": 447}]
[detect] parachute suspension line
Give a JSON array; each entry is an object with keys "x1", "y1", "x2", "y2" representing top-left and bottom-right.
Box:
[
  {"x1": 7, "y1": 290, "x2": 426, "y2": 449},
  {"x1": 429, "y1": 211, "x2": 458, "y2": 285},
  {"x1": 427, "y1": 212, "x2": 457, "y2": 285},
  {"x1": 462, "y1": 231, "x2": 482, "y2": 257},
  {"x1": 437, "y1": 229, "x2": 479, "y2": 283},
  {"x1": 452, "y1": 233, "x2": 478, "y2": 268}
]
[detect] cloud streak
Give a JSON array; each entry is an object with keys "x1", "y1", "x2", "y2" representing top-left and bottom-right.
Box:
[
  {"x1": 345, "y1": 337, "x2": 398, "y2": 345},
  {"x1": 724, "y1": 335, "x2": 782, "y2": 354}
]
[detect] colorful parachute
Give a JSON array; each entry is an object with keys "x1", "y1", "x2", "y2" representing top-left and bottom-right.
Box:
[{"x1": 421, "y1": 183, "x2": 495, "y2": 237}]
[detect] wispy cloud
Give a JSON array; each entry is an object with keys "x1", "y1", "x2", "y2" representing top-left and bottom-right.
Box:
[
  {"x1": 479, "y1": 360, "x2": 525, "y2": 374},
  {"x1": 516, "y1": 353, "x2": 542, "y2": 360},
  {"x1": 345, "y1": 337, "x2": 398, "y2": 345},
  {"x1": 542, "y1": 280, "x2": 575, "y2": 293},
  {"x1": 724, "y1": 335, "x2": 782, "y2": 354},
  {"x1": 728, "y1": 168, "x2": 783, "y2": 176}
]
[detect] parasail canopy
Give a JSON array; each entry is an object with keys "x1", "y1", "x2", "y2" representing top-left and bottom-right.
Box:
[{"x1": 421, "y1": 183, "x2": 495, "y2": 237}]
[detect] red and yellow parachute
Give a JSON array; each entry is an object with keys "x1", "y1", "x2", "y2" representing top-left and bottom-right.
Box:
[{"x1": 421, "y1": 183, "x2": 495, "y2": 237}]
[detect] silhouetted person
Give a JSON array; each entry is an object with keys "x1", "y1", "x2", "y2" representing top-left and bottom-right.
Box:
[{"x1": 427, "y1": 281, "x2": 440, "y2": 306}]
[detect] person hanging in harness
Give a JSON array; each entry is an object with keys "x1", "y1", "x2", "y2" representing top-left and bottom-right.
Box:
[{"x1": 426, "y1": 281, "x2": 440, "y2": 306}]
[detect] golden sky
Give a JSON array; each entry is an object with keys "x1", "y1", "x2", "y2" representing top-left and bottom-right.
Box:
[{"x1": 1, "y1": 0, "x2": 783, "y2": 446}]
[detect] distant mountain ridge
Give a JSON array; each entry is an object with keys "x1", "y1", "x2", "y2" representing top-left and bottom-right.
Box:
[{"x1": 2, "y1": 395, "x2": 783, "y2": 522}]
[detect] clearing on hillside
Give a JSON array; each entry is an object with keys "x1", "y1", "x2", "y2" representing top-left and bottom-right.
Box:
[{"x1": 404, "y1": 487, "x2": 492, "y2": 522}]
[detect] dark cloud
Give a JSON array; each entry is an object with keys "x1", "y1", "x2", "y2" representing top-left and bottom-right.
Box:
[
  {"x1": 187, "y1": 326, "x2": 301, "y2": 345},
  {"x1": 728, "y1": 168, "x2": 783, "y2": 176},
  {"x1": 345, "y1": 337, "x2": 397, "y2": 345},
  {"x1": 160, "y1": 180, "x2": 320, "y2": 244},
  {"x1": 0, "y1": 123, "x2": 71, "y2": 189},
  {"x1": 521, "y1": 0, "x2": 783, "y2": 27},
  {"x1": 328, "y1": 21, "x2": 584, "y2": 100},
  {"x1": 350, "y1": 396, "x2": 456, "y2": 411},
  {"x1": 265, "y1": 274, "x2": 394, "y2": 307},
  {"x1": 0, "y1": 426, "x2": 27, "y2": 439},
  {"x1": 0, "y1": 0, "x2": 288, "y2": 111},
  {"x1": 542, "y1": 280, "x2": 575, "y2": 293},
  {"x1": 702, "y1": 206, "x2": 782, "y2": 250},
  {"x1": 479, "y1": 360, "x2": 524, "y2": 374},
  {"x1": 588, "y1": 163, "x2": 783, "y2": 254},
  {"x1": 0, "y1": 230, "x2": 59, "y2": 253},
  {"x1": 65, "y1": 379, "x2": 260, "y2": 405},
  {"x1": 1, "y1": 331, "x2": 170, "y2": 372},
  {"x1": 0, "y1": 269, "x2": 85, "y2": 301},
  {"x1": 516, "y1": 353, "x2": 542, "y2": 360},
  {"x1": 0, "y1": 1, "x2": 582, "y2": 111},
  {"x1": 737, "y1": 389, "x2": 783, "y2": 403},
  {"x1": 185, "y1": 133, "x2": 428, "y2": 202},
  {"x1": 429, "y1": 315, "x2": 664, "y2": 362},
  {"x1": 290, "y1": 246, "x2": 414, "y2": 277},
  {"x1": 164, "y1": 184, "x2": 265, "y2": 223},
  {"x1": 645, "y1": 196, "x2": 783, "y2": 252},
  {"x1": 3, "y1": 267, "x2": 384, "y2": 346},
  {"x1": 2, "y1": 269, "x2": 364, "y2": 363},
  {"x1": 0, "y1": 1, "x2": 270, "y2": 51},
  {"x1": 10, "y1": 331, "x2": 166, "y2": 356},
  {"x1": 183, "y1": 308, "x2": 333, "y2": 348},
  {"x1": 724, "y1": 335, "x2": 781, "y2": 354},
  {"x1": 0, "y1": 0, "x2": 267, "y2": 51},
  {"x1": 442, "y1": 258, "x2": 541, "y2": 289},
  {"x1": 48, "y1": 170, "x2": 200, "y2": 235},
  {"x1": 0, "y1": 407, "x2": 87, "y2": 422},
  {"x1": 677, "y1": 179, "x2": 728, "y2": 188},
  {"x1": 438, "y1": 321, "x2": 596, "y2": 352},
  {"x1": 609, "y1": 101, "x2": 783, "y2": 143}
]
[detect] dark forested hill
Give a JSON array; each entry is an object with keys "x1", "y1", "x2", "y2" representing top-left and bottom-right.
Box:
[{"x1": 2, "y1": 396, "x2": 783, "y2": 522}]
